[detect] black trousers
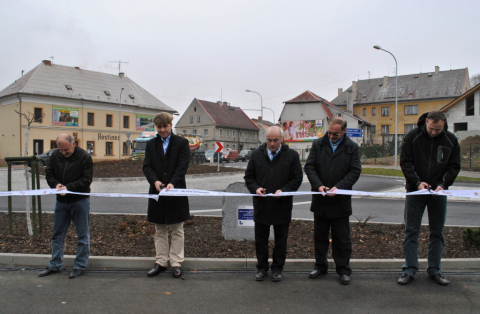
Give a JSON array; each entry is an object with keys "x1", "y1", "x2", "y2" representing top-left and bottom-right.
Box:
[
  {"x1": 254, "y1": 223, "x2": 290, "y2": 272},
  {"x1": 314, "y1": 214, "x2": 352, "y2": 276}
]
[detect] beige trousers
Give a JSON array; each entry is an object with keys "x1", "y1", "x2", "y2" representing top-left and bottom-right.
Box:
[{"x1": 154, "y1": 222, "x2": 184, "y2": 267}]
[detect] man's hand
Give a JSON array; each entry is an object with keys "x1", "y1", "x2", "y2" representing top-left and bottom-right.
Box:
[
  {"x1": 417, "y1": 182, "x2": 430, "y2": 191},
  {"x1": 319, "y1": 186, "x2": 336, "y2": 197},
  {"x1": 256, "y1": 187, "x2": 266, "y2": 196},
  {"x1": 165, "y1": 183, "x2": 174, "y2": 192},
  {"x1": 434, "y1": 186, "x2": 444, "y2": 192},
  {"x1": 56, "y1": 183, "x2": 67, "y2": 196},
  {"x1": 154, "y1": 181, "x2": 164, "y2": 192},
  {"x1": 326, "y1": 187, "x2": 337, "y2": 197},
  {"x1": 273, "y1": 190, "x2": 282, "y2": 198}
]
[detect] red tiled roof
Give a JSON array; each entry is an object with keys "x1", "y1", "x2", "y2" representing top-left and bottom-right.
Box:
[
  {"x1": 196, "y1": 99, "x2": 259, "y2": 130},
  {"x1": 284, "y1": 90, "x2": 325, "y2": 103}
]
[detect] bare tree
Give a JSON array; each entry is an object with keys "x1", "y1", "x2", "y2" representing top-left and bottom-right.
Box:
[
  {"x1": 14, "y1": 110, "x2": 45, "y2": 236},
  {"x1": 471, "y1": 73, "x2": 480, "y2": 87}
]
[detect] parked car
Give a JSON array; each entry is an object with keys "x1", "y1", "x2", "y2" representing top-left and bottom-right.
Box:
[
  {"x1": 205, "y1": 150, "x2": 215, "y2": 162},
  {"x1": 238, "y1": 150, "x2": 252, "y2": 162},
  {"x1": 36, "y1": 148, "x2": 58, "y2": 167},
  {"x1": 221, "y1": 150, "x2": 239, "y2": 163}
]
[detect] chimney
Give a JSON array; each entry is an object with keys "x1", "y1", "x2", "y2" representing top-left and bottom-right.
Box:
[
  {"x1": 383, "y1": 76, "x2": 389, "y2": 87},
  {"x1": 258, "y1": 116, "x2": 262, "y2": 121},
  {"x1": 352, "y1": 81, "x2": 357, "y2": 99},
  {"x1": 346, "y1": 81, "x2": 357, "y2": 115},
  {"x1": 42, "y1": 60, "x2": 52, "y2": 66},
  {"x1": 338, "y1": 88, "x2": 343, "y2": 96},
  {"x1": 435, "y1": 66, "x2": 440, "y2": 74},
  {"x1": 119, "y1": 72, "x2": 125, "y2": 78},
  {"x1": 75, "y1": 66, "x2": 80, "y2": 70},
  {"x1": 223, "y1": 102, "x2": 228, "y2": 106},
  {"x1": 217, "y1": 101, "x2": 222, "y2": 105}
]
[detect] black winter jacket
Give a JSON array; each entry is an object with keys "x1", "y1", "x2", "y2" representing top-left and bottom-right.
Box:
[
  {"x1": 304, "y1": 134, "x2": 361, "y2": 218},
  {"x1": 400, "y1": 112, "x2": 461, "y2": 192},
  {"x1": 244, "y1": 143, "x2": 303, "y2": 225},
  {"x1": 45, "y1": 146, "x2": 93, "y2": 203}
]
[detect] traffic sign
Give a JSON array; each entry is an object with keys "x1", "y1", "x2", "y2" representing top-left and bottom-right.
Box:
[
  {"x1": 215, "y1": 142, "x2": 224, "y2": 153},
  {"x1": 346, "y1": 128, "x2": 363, "y2": 138}
]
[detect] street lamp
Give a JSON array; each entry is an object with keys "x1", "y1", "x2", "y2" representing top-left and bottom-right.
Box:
[
  {"x1": 246, "y1": 90, "x2": 264, "y2": 141},
  {"x1": 262, "y1": 106, "x2": 276, "y2": 125},
  {"x1": 374, "y1": 45, "x2": 398, "y2": 170},
  {"x1": 118, "y1": 87, "x2": 124, "y2": 160}
]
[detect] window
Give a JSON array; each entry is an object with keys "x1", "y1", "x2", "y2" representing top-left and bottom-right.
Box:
[
  {"x1": 233, "y1": 144, "x2": 236, "y2": 150},
  {"x1": 372, "y1": 108, "x2": 377, "y2": 116},
  {"x1": 336, "y1": 113, "x2": 342, "y2": 117},
  {"x1": 183, "y1": 130, "x2": 186, "y2": 134},
  {"x1": 454, "y1": 122, "x2": 468, "y2": 132},
  {"x1": 204, "y1": 144, "x2": 208, "y2": 150},
  {"x1": 123, "y1": 116, "x2": 129, "y2": 128},
  {"x1": 404, "y1": 124, "x2": 416, "y2": 133},
  {"x1": 232, "y1": 130, "x2": 236, "y2": 138},
  {"x1": 87, "y1": 112, "x2": 94, "y2": 126},
  {"x1": 254, "y1": 133, "x2": 257, "y2": 139},
  {"x1": 193, "y1": 130, "x2": 197, "y2": 135},
  {"x1": 226, "y1": 130, "x2": 230, "y2": 138},
  {"x1": 226, "y1": 144, "x2": 230, "y2": 149},
  {"x1": 371, "y1": 125, "x2": 376, "y2": 133},
  {"x1": 466, "y1": 95, "x2": 474, "y2": 116},
  {"x1": 362, "y1": 108, "x2": 366, "y2": 116},
  {"x1": 123, "y1": 142, "x2": 129, "y2": 155},
  {"x1": 189, "y1": 116, "x2": 193, "y2": 124},
  {"x1": 404, "y1": 105, "x2": 418, "y2": 115},
  {"x1": 381, "y1": 125, "x2": 390, "y2": 134},
  {"x1": 381, "y1": 107, "x2": 390, "y2": 116},
  {"x1": 106, "y1": 142, "x2": 113, "y2": 155},
  {"x1": 50, "y1": 140, "x2": 58, "y2": 149},
  {"x1": 197, "y1": 116, "x2": 201, "y2": 123},
  {"x1": 250, "y1": 132, "x2": 253, "y2": 139},
  {"x1": 34, "y1": 107, "x2": 43, "y2": 123},
  {"x1": 239, "y1": 131, "x2": 242, "y2": 138},
  {"x1": 106, "y1": 114, "x2": 113, "y2": 127},
  {"x1": 204, "y1": 129, "x2": 208, "y2": 137},
  {"x1": 220, "y1": 129, "x2": 223, "y2": 137},
  {"x1": 87, "y1": 141, "x2": 95, "y2": 155}
]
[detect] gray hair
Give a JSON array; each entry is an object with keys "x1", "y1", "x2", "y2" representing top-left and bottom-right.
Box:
[
  {"x1": 427, "y1": 111, "x2": 447, "y2": 123},
  {"x1": 57, "y1": 134, "x2": 74, "y2": 144}
]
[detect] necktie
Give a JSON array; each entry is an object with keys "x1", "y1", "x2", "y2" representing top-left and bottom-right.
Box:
[{"x1": 270, "y1": 151, "x2": 276, "y2": 161}]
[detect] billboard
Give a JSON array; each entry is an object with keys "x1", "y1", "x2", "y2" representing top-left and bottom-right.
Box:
[
  {"x1": 136, "y1": 114, "x2": 155, "y2": 131},
  {"x1": 282, "y1": 120, "x2": 324, "y2": 142},
  {"x1": 52, "y1": 106, "x2": 79, "y2": 126}
]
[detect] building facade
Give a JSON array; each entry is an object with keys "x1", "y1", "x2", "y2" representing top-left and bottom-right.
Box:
[{"x1": 0, "y1": 60, "x2": 175, "y2": 165}]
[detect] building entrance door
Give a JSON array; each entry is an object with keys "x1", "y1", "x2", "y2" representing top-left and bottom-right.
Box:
[{"x1": 33, "y1": 139, "x2": 44, "y2": 155}]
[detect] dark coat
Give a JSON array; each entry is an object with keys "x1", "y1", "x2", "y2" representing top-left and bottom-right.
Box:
[
  {"x1": 45, "y1": 146, "x2": 93, "y2": 203},
  {"x1": 304, "y1": 134, "x2": 361, "y2": 218},
  {"x1": 143, "y1": 133, "x2": 190, "y2": 224},
  {"x1": 244, "y1": 143, "x2": 303, "y2": 225},
  {"x1": 400, "y1": 112, "x2": 461, "y2": 192}
]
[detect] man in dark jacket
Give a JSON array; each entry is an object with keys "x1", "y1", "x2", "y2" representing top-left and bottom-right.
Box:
[
  {"x1": 244, "y1": 126, "x2": 303, "y2": 282},
  {"x1": 397, "y1": 111, "x2": 460, "y2": 286},
  {"x1": 143, "y1": 112, "x2": 190, "y2": 279},
  {"x1": 304, "y1": 117, "x2": 361, "y2": 285},
  {"x1": 39, "y1": 134, "x2": 93, "y2": 278}
]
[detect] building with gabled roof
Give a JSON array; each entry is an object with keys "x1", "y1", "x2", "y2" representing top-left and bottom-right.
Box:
[
  {"x1": 0, "y1": 60, "x2": 175, "y2": 165},
  {"x1": 331, "y1": 66, "x2": 470, "y2": 144},
  {"x1": 279, "y1": 90, "x2": 370, "y2": 151},
  {"x1": 175, "y1": 98, "x2": 259, "y2": 152}
]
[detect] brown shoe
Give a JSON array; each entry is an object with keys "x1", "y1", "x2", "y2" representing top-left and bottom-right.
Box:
[
  {"x1": 147, "y1": 264, "x2": 167, "y2": 277},
  {"x1": 172, "y1": 266, "x2": 182, "y2": 278}
]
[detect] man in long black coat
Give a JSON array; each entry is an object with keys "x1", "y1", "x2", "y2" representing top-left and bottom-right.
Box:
[
  {"x1": 143, "y1": 112, "x2": 190, "y2": 279},
  {"x1": 244, "y1": 126, "x2": 303, "y2": 282},
  {"x1": 305, "y1": 117, "x2": 361, "y2": 285}
]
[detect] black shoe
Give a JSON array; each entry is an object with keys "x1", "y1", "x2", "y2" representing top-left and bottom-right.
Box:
[
  {"x1": 271, "y1": 271, "x2": 282, "y2": 282},
  {"x1": 430, "y1": 274, "x2": 450, "y2": 286},
  {"x1": 309, "y1": 269, "x2": 327, "y2": 279},
  {"x1": 38, "y1": 267, "x2": 59, "y2": 277},
  {"x1": 172, "y1": 266, "x2": 182, "y2": 278},
  {"x1": 397, "y1": 273, "x2": 414, "y2": 285},
  {"x1": 340, "y1": 275, "x2": 350, "y2": 285},
  {"x1": 255, "y1": 270, "x2": 268, "y2": 281},
  {"x1": 147, "y1": 264, "x2": 168, "y2": 277},
  {"x1": 69, "y1": 269, "x2": 85, "y2": 278}
]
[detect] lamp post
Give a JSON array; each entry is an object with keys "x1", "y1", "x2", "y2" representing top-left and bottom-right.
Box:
[
  {"x1": 118, "y1": 87, "x2": 124, "y2": 160},
  {"x1": 373, "y1": 45, "x2": 398, "y2": 170},
  {"x1": 246, "y1": 90, "x2": 264, "y2": 141}
]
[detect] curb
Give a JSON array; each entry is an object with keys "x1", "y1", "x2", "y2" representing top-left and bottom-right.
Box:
[{"x1": 1, "y1": 253, "x2": 479, "y2": 272}]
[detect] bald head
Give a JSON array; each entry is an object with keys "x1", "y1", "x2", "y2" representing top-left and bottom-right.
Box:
[
  {"x1": 265, "y1": 126, "x2": 283, "y2": 138},
  {"x1": 57, "y1": 134, "x2": 74, "y2": 145},
  {"x1": 56, "y1": 134, "x2": 75, "y2": 157},
  {"x1": 265, "y1": 126, "x2": 283, "y2": 152}
]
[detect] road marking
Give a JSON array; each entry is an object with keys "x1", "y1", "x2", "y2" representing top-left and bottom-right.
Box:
[
  {"x1": 191, "y1": 209, "x2": 222, "y2": 213},
  {"x1": 293, "y1": 201, "x2": 311, "y2": 206}
]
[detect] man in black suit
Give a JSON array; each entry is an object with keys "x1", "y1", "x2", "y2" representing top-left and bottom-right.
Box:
[{"x1": 143, "y1": 112, "x2": 190, "y2": 279}]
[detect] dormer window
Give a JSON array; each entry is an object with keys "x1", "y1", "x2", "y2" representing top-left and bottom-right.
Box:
[
  {"x1": 129, "y1": 94, "x2": 135, "y2": 99},
  {"x1": 65, "y1": 85, "x2": 73, "y2": 91},
  {"x1": 104, "y1": 91, "x2": 111, "y2": 96}
]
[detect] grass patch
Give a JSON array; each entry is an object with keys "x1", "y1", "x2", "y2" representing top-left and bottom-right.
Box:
[{"x1": 361, "y1": 168, "x2": 480, "y2": 181}]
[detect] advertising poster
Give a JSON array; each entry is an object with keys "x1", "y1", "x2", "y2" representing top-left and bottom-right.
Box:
[
  {"x1": 52, "y1": 106, "x2": 79, "y2": 126},
  {"x1": 282, "y1": 120, "x2": 323, "y2": 142},
  {"x1": 136, "y1": 114, "x2": 155, "y2": 131}
]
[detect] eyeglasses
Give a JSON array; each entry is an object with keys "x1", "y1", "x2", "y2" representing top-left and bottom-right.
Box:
[
  {"x1": 58, "y1": 148, "x2": 70, "y2": 153},
  {"x1": 327, "y1": 131, "x2": 340, "y2": 137},
  {"x1": 266, "y1": 139, "x2": 281, "y2": 143}
]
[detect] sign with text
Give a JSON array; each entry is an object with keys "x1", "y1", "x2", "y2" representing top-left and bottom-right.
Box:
[
  {"x1": 282, "y1": 120, "x2": 323, "y2": 142},
  {"x1": 52, "y1": 106, "x2": 79, "y2": 126},
  {"x1": 136, "y1": 114, "x2": 155, "y2": 131},
  {"x1": 346, "y1": 128, "x2": 363, "y2": 138},
  {"x1": 238, "y1": 206, "x2": 254, "y2": 227}
]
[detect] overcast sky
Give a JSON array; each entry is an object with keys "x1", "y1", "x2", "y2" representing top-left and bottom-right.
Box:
[{"x1": 1, "y1": 0, "x2": 479, "y2": 124}]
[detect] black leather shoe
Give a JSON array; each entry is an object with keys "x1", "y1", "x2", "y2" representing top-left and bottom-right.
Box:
[
  {"x1": 397, "y1": 273, "x2": 414, "y2": 285},
  {"x1": 38, "y1": 267, "x2": 59, "y2": 277},
  {"x1": 172, "y1": 266, "x2": 182, "y2": 278},
  {"x1": 271, "y1": 271, "x2": 282, "y2": 282},
  {"x1": 255, "y1": 270, "x2": 268, "y2": 281},
  {"x1": 430, "y1": 274, "x2": 450, "y2": 286},
  {"x1": 340, "y1": 275, "x2": 350, "y2": 285},
  {"x1": 69, "y1": 269, "x2": 84, "y2": 278},
  {"x1": 147, "y1": 264, "x2": 168, "y2": 277},
  {"x1": 309, "y1": 269, "x2": 327, "y2": 279}
]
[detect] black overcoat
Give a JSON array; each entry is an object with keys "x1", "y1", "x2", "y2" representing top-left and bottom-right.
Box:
[
  {"x1": 304, "y1": 134, "x2": 361, "y2": 218},
  {"x1": 143, "y1": 133, "x2": 190, "y2": 224},
  {"x1": 244, "y1": 143, "x2": 303, "y2": 225}
]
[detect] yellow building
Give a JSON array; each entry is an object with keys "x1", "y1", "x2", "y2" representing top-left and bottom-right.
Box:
[
  {"x1": 0, "y1": 60, "x2": 176, "y2": 166},
  {"x1": 331, "y1": 66, "x2": 471, "y2": 144}
]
